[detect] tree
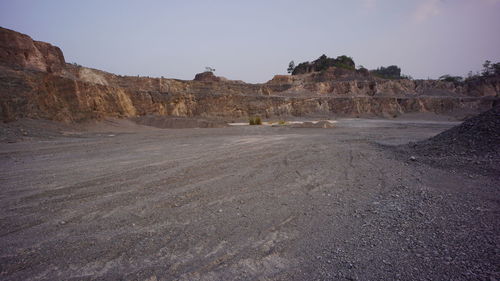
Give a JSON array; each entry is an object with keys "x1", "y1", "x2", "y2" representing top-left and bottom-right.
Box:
[
  {"x1": 481, "y1": 60, "x2": 500, "y2": 77},
  {"x1": 372, "y1": 65, "x2": 402, "y2": 79},
  {"x1": 494, "y1": 62, "x2": 500, "y2": 76},
  {"x1": 334, "y1": 55, "x2": 355, "y2": 69},
  {"x1": 482, "y1": 60, "x2": 492, "y2": 76},
  {"x1": 314, "y1": 55, "x2": 335, "y2": 71},
  {"x1": 439, "y1": 75, "x2": 463, "y2": 83},
  {"x1": 290, "y1": 54, "x2": 357, "y2": 75},
  {"x1": 287, "y1": 61, "x2": 295, "y2": 74}
]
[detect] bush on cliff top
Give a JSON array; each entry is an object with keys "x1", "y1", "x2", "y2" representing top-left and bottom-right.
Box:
[
  {"x1": 439, "y1": 75, "x2": 463, "y2": 83},
  {"x1": 291, "y1": 54, "x2": 355, "y2": 75},
  {"x1": 371, "y1": 65, "x2": 402, "y2": 79}
]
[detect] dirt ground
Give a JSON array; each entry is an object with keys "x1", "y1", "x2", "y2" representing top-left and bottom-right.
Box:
[{"x1": 0, "y1": 118, "x2": 498, "y2": 280}]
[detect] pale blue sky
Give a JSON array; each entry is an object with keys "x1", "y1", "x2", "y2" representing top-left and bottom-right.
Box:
[{"x1": 1, "y1": 0, "x2": 499, "y2": 83}]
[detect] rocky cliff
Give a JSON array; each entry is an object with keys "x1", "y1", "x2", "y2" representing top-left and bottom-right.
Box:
[
  {"x1": 0, "y1": 27, "x2": 498, "y2": 123},
  {"x1": 0, "y1": 27, "x2": 65, "y2": 73}
]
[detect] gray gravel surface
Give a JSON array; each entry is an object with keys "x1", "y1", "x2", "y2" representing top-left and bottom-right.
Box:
[{"x1": 0, "y1": 119, "x2": 498, "y2": 280}]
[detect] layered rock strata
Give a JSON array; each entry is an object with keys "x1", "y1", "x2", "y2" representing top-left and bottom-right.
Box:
[{"x1": 0, "y1": 27, "x2": 498, "y2": 123}]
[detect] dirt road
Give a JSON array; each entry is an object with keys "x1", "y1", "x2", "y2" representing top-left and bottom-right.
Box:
[{"x1": 0, "y1": 119, "x2": 498, "y2": 280}]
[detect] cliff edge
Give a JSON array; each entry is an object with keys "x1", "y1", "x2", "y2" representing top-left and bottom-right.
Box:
[
  {"x1": 0, "y1": 27, "x2": 65, "y2": 73},
  {"x1": 0, "y1": 27, "x2": 498, "y2": 123}
]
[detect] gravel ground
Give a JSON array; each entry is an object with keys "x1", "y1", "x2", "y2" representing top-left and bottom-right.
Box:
[{"x1": 0, "y1": 118, "x2": 498, "y2": 280}]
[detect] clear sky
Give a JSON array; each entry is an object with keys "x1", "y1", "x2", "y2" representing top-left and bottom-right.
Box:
[{"x1": 1, "y1": 0, "x2": 499, "y2": 83}]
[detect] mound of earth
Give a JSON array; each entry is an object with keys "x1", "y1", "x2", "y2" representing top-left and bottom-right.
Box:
[
  {"x1": 132, "y1": 115, "x2": 228, "y2": 129},
  {"x1": 291, "y1": 120, "x2": 335, "y2": 128},
  {"x1": 0, "y1": 118, "x2": 162, "y2": 142},
  {"x1": 193, "y1": 71, "x2": 221, "y2": 82},
  {"x1": 410, "y1": 106, "x2": 500, "y2": 157},
  {"x1": 0, "y1": 119, "x2": 76, "y2": 143},
  {"x1": 398, "y1": 106, "x2": 500, "y2": 177}
]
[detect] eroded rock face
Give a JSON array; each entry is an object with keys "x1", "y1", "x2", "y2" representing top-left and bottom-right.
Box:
[
  {"x1": 0, "y1": 66, "x2": 136, "y2": 122},
  {"x1": 0, "y1": 27, "x2": 499, "y2": 123},
  {"x1": 266, "y1": 69, "x2": 499, "y2": 98},
  {"x1": 0, "y1": 27, "x2": 65, "y2": 73}
]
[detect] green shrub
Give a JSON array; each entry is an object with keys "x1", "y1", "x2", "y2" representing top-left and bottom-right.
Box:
[
  {"x1": 371, "y1": 65, "x2": 402, "y2": 79},
  {"x1": 439, "y1": 75, "x2": 463, "y2": 83},
  {"x1": 291, "y1": 54, "x2": 355, "y2": 75},
  {"x1": 249, "y1": 116, "x2": 262, "y2": 125}
]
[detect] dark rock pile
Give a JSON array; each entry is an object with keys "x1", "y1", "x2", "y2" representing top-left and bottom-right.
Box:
[
  {"x1": 400, "y1": 106, "x2": 500, "y2": 177},
  {"x1": 411, "y1": 106, "x2": 500, "y2": 157}
]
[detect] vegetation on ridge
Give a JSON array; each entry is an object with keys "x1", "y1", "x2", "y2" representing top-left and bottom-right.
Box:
[
  {"x1": 290, "y1": 54, "x2": 355, "y2": 75},
  {"x1": 439, "y1": 60, "x2": 500, "y2": 84},
  {"x1": 288, "y1": 55, "x2": 499, "y2": 82},
  {"x1": 288, "y1": 54, "x2": 411, "y2": 79},
  {"x1": 371, "y1": 65, "x2": 404, "y2": 79}
]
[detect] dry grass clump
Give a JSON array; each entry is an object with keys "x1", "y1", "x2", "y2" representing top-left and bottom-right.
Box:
[{"x1": 249, "y1": 116, "x2": 262, "y2": 125}]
